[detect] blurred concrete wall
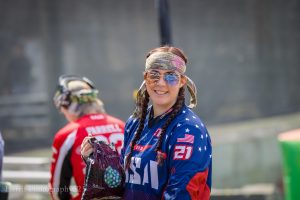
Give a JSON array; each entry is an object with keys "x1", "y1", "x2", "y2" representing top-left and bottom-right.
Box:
[
  {"x1": 1, "y1": 0, "x2": 299, "y2": 124},
  {"x1": 0, "y1": 0, "x2": 299, "y2": 162}
]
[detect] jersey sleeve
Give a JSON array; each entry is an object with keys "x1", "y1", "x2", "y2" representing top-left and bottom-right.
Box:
[
  {"x1": 49, "y1": 129, "x2": 77, "y2": 200},
  {"x1": 163, "y1": 123, "x2": 212, "y2": 200}
]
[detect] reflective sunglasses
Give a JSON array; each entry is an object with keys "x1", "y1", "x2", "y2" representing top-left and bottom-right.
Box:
[{"x1": 145, "y1": 70, "x2": 181, "y2": 86}]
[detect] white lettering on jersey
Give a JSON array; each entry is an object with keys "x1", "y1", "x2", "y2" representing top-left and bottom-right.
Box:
[
  {"x1": 129, "y1": 157, "x2": 141, "y2": 184},
  {"x1": 126, "y1": 157, "x2": 159, "y2": 190},
  {"x1": 150, "y1": 160, "x2": 158, "y2": 189},
  {"x1": 94, "y1": 133, "x2": 124, "y2": 154},
  {"x1": 89, "y1": 114, "x2": 104, "y2": 120},
  {"x1": 86, "y1": 124, "x2": 122, "y2": 135},
  {"x1": 142, "y1": 163, "x2": 149, "y2": 185},
  {"x1": 109, "y1": 133, "x2": 124, "y2": 153},
  {"x1": 174, "y1": 145, "x2": 193, "y2": 160}
]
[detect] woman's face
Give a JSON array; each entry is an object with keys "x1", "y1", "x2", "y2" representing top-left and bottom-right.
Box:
[{"x1": 144, "y1": 69, "x2": 186, "y2": 114}]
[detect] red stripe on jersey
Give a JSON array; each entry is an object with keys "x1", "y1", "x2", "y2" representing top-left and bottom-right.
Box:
[
  {"x1": 133, "y1": 144, "x2": 152, "y2": 152},
  {"x1": 154, "y1": 128, "x2": 162, "y2": 137},
  {"x1": 186, "y1": 169, "x2": 210, "y2": 200},
  {"x1": 177, "y1": 134, "x2": 194, "y2": 144}
]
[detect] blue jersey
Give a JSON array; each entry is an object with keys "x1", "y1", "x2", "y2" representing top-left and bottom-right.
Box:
[{"x1": 121, "y1": 105, "x2": 212, "y2": 200}]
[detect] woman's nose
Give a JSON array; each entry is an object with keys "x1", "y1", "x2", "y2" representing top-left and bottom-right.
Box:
[{"x1": 156, "y1": 75, "x2": 167, "y2": 85}]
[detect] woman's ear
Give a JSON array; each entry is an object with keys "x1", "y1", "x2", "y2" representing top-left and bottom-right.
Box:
[
  {"x1": 143, "y1": 72, "x2": 147, "y2": 80},
  {"x1": 180, "y1": 75, "x2": 187, "y2": 87}
]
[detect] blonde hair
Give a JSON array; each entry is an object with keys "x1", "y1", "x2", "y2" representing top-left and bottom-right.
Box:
[{"x1": 67, "y1": 80, "x2": 106, "y2": 117}]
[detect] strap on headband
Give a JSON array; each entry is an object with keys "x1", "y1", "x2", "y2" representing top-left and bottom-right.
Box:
[
  {"x1": 186, "y1": 76, "x2": 197, "y2": 108},
  {"x1": 132, "y1": 81, "x2": 146, "y2": 118}
]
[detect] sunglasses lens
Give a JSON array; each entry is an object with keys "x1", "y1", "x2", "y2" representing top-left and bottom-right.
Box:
[
  {"x1": 145, "y1": 72, "x2": 157, "y2": 84},
  {"x1": 149, "y1": 73, "x2": 160, "y2": 80},
  {"x1": 146, "y1": 71, "x2": 179, "y2": 86},
  {"x1": 164, "y1": 73, "x2": 179, "y2": 86}
]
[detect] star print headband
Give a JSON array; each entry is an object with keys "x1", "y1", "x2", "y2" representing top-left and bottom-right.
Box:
[{"x1": 133, "y1": 51, "x2": 198, "y2": 118}]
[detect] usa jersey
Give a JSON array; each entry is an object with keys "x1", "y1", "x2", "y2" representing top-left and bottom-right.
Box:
[
  {"x1": 121, "y1": 105, "x2": 212, "y2": 200},
  {"x1": 49, "y1": 113, "x2": 125, "y2": 200}
]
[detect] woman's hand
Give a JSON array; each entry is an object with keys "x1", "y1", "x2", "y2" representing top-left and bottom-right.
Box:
[{"x1": 81, "y1": 136, "x2": 94, "y2": 160}]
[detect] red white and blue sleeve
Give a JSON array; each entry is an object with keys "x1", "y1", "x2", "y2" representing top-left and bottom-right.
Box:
[{"x1": 163, "y1": 122, "x2": 212, "y2": 200}]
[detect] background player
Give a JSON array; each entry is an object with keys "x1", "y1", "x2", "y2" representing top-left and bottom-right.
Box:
[{"x1": 49, "y1": 75, "x2": 125, "y2": 200}]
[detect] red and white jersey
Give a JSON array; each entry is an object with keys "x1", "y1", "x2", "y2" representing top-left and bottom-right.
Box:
[{"x1": 49, "y1": 113, "x2": 125, "y2": 200}]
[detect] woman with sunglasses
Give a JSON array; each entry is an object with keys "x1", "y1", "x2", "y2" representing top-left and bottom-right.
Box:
[{"x1": 81, "y1": 46, "x2": 212, "y2": 200}]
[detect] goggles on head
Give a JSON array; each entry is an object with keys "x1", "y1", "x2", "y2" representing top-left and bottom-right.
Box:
[{"x1": 53, "y1": 75, "x2": 98, "y2": 109}]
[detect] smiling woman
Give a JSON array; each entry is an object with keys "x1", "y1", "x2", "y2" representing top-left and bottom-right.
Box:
[
  {"x1": 143, "y1": 69, "x2": 186, "y2": 117},
  {"x1": 122, "y1": 46, "x2": 212, "y2": 200},
  {"x1": 81, "y1": 46, "x2": 212, "y2": 200}
]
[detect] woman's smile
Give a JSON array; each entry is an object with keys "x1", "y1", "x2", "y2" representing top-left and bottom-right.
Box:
[{"x1": 154, "y1": 89, "x2": 168, "y2": 95}]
